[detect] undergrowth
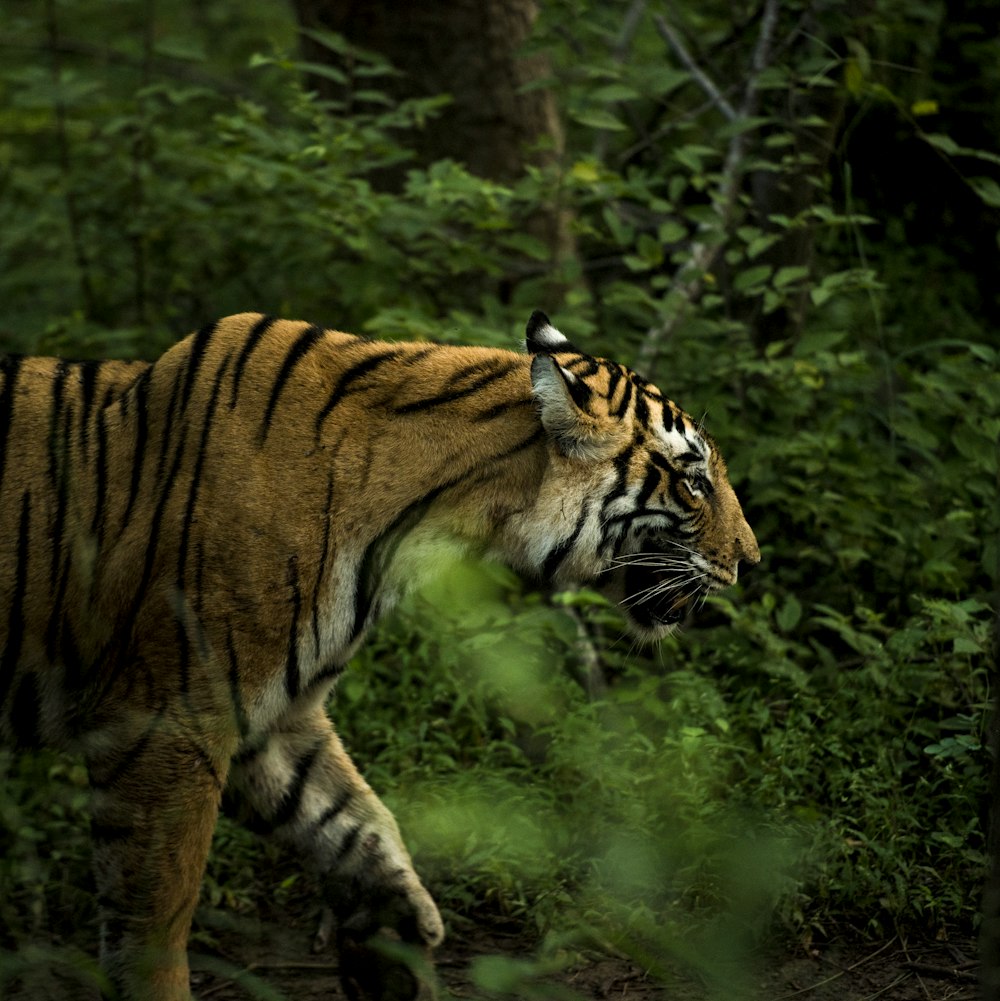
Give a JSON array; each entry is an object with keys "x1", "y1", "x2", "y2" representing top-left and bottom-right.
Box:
[{"x1": 0, "y1": 0, "x2": 997, "y2": 996}]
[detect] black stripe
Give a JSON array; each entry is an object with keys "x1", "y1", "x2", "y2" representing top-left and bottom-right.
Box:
[
  {"x1": 90, "y1": 821, "x2": 135, "y2": 844},
  {"x1": 312, "y1": 472, "x2": 335, "y2": 655},
  {"x1": 564, "y1": 369, "x2": 594, "y2": 411},
  {"x1": 269, "y1": 744, "x2": 322, "y2": 829},
  {"x1": 313, "y1": 349, "x2": 402, "y2": 439},
  {"x1": 598, "y1": 443, "x2": 636, "y2": 517},
  {"x1": 542, "y1": 500, "x2": 590, "y2": 581},
  {"x1": 446, "y1": 359, "x2": 494, "y2": 383},
  {"x1": 174, "y1": 356, "x2": 231, "y2": 691},
  {"x1": 9, "y1": 670, "x2": 40, "y2": 747},
  {"x1": 566, "y1": 356, "x2": 599, "y2": 377},
  {"x1": 141, "y1": 427, "x2": 187, "y2": 596},
  {"x1": 604, "y1": 508, "x2": 695, "y2": 537},
  {"x1": 604, "y1": 362, "x2": 621, "y2": 404},
  {"x1": 122, "y1": 368, "x2": 152, "y2": 530},
  {"x1": 634, "y1": 387, "x2": 651, "y2": 425},
  {"x1": 285, "y1": 555, "x2": 302, "y2": 698},
  {"x1": 46, "y1": 359, "x2": 70, "y2": 486},
  {"x1": 471, "y1": 396, "x2": 534, "y2": 423},
  {"x1": 350, "y1": 426, "x2": 546, "y2": 642},
  {"x1": 180, "y1": 321, "x2": 219, "y2": 413},
  {"x1": 299, "y1": 661, "x2": 346, "y2": 702},
  {"x1": 0, "y1": 491, "x2": 31, "y2": 708},
  {"x1": 49, "y1": 403, "x2": 73, "y2": 589},
  {"x1": 649, "y1": 450, "x2": 674, "y2": 473},
  {"x1": 333, "y1": 823, "x2": 362, "y2": 865},
  {"x1": 90, "y1": 387, "x2": 115, "y2": 543},
  {"x1": 392, "y1": 361, "x2": 518, "y2": 415},
  {"x1": 154, "y1": 365, "x2": 184, "y2": 488},
  {"x1": 225, "y1": 628, "x2": 250, "y2": 739},
  {"x1": 635, "y1": 464, "x2": 661, "y2": 510},
  {"x1": 261, "y1": 324, "x2": 323, "y2": 443},
  {"x1": 350, "y1": 482, "x2": 450, "y2": 643},
  {"x1": 611, "y1": 370, "x2": 633, "y2": 418},
  {"x1": 230, "y1": 314, "x2": 277, "y2": 408},
  {"x1": 177, "y1": 353, "x2": 232, "y2": 588},
  {"x1": 316, "y1": 787, "x2": 352, "y2": 830},
  {"x1": 96, "y1": 424, "x2": 188, "y2": 706},
  {"x1": 0, "y1": 355, "x2": 23, "y2": 496},
  {"x1": 76, "y1": 360, "x2": 100, "y2": 460},
  {"x1": 232, "y1": 737, "x2": 267, "y2": 768}
]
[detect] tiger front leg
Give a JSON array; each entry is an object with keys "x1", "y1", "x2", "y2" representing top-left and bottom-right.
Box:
[{"x1": 227, "y1": 706, "x2": 443, "y2": 1000}]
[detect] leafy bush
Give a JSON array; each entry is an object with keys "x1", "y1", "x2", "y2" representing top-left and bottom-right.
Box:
[{"x1": 0, "y1": 0, "x2": 997, "y2": 995}]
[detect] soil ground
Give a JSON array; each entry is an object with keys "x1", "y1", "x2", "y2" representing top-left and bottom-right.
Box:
[
  {"x1": 187, "y1": 911, "x2": 979, "y2": 1001},
  {"x1": 2, "y1": 907, "x2": 980, "y2": 1000}
]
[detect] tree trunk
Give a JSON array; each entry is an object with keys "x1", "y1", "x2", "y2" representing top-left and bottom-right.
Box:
[{"x1": 290, "y1": 0, "x2": 575, "y2": 278}]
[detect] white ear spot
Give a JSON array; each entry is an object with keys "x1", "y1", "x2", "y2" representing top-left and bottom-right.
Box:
[{"x1": 525, "y1": 310, "x2": 572, "y2": 354}]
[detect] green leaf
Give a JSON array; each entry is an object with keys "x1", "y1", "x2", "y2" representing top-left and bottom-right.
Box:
[
  {"x1": 733, "y1": 264, "x2": 773, "y2": 291},
  {"x1": 658, "y1": 220, "x2": 686, "y2": 244},
  {"x1": 773, "y1": 265, "x2": 810, "y2": 288},
  {"x1": 969, "y1": 176, "x2": 1000, "y2": 208},
  {"x1": 776, "y1": 595, "x2": 803, "y2": 632},
  {"x1": 590, "y1": 83, "x2": 641, "y2": 103},
  {"x1": 924, "y1": 132, "x2": 960, "y2": 155},
  {"x1": 154, "y1": 37, "x2": 207, "y2": 62},
  {"x1": 572, "y1": 107, "x2": 628, "y2": 131}
]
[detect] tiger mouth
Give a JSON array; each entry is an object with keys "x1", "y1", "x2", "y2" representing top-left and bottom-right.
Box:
[{"x1": 621, "y1": 563, "x2": 699, "y2": 629}]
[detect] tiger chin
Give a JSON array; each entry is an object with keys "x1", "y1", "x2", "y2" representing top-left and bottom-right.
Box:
[{"x1": 0, "y1": 310, "x2": 757, "y2": 1001}]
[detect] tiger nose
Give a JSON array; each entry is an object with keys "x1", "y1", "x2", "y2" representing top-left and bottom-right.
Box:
[{"x1": 736, "y1": 531, "x2": 761, "y2": 572}]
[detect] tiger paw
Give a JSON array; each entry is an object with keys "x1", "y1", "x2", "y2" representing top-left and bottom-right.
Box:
[
  {"x1": 337, "y1": 929, "x2": 438, "y2": 1001},
  {"x1": 336, "y1": 874, "x2": 444, "y2": 950}
]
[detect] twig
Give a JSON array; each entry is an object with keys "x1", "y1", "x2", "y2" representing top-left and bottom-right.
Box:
[
  {"x1": 565, "y1": 604, "x2": 607, "y2": 698},
  {"x1": 637, "y1": 0, "x2": 780, "y2": 376},
  {"x1": 901, "y1": 961, "x2": 978, "y2": 981},
  {"x1": 652, "y1": 14, "x2": 736, "y2": 122},
  {"x1": 774, "y1": 938, "x2": 899, "y2": 1000},
  {"x1": 198, "y1": 959, "x2": 341, "y2": 998},
  {"x1": 858, "y1": 973, "x2": 914, "y2": 1000}
]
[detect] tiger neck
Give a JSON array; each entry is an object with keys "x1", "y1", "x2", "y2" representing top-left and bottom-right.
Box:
[{"x1": 336, "y1": 389, "x2": 552, "y2": 642}]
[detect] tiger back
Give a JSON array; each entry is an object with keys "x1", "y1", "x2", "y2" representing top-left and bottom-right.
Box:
[{"x1": 0, "y1": 311, "x2": 758, "y2": 1000}]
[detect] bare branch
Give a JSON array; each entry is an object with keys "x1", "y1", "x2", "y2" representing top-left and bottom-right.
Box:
[
  {"x1": 652, "y1": 14, "x2": 737, "y2": 123},
  {"x1": 637, "y1": 0, "x2": 781, "y2": 375}
]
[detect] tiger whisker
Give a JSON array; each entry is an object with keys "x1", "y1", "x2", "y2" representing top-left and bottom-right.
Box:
[{"x1": 623, "y1": 572, "x2": 710, "y2": 606}]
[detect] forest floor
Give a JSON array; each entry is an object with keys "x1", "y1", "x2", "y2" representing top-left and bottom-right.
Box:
[
  {"x1": 2, "y1": 904, "x2": 979, "y2": 1000},
  {"x1": 184, "y1": 908, "x2": 980, "y2": 1001}
]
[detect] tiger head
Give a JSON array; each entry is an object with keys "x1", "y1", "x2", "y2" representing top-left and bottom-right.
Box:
[{"x1": 522, "y1": 311, "x2": 759, "y2": 642}]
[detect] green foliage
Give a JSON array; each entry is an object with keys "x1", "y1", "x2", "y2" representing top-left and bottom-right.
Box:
[{"x1": 0, "y1": 0, "x2": 997, "y2": 994}]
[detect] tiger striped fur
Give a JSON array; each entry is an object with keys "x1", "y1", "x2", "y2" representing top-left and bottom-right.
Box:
[{"x1": 0, "y1": 311, "x2": 758, "y2": 999}]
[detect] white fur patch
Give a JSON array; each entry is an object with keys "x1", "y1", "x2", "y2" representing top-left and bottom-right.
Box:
[{"x1": 532, "y1": 321, "x2": 570, "y2": 350}]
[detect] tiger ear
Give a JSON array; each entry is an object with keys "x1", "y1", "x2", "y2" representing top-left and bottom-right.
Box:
[
  {"x1": 525, "y1": 310, "x2": 576, "y2": 355},
  {"x1": 530, "y1": 354, "x2": 609, "y2": 459}
]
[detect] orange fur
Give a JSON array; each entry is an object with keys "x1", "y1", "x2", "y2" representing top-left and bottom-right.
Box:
[{"x1": 0, "y1": 311, "x2": 757, "y2": 999}]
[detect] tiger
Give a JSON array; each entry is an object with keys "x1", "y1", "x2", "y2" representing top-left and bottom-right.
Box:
[{"x1": 0, "y1": 310, "x2": 759, "y2": 1000}]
